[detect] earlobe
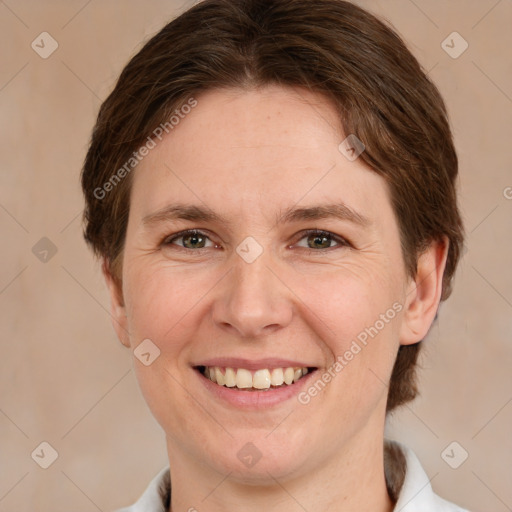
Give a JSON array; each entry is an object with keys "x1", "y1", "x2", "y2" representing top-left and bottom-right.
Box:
[
  {"x1": 399, "y1": 237, "x2": 449, "y2": 346},
  {"x1": 102, "y1": 259, "x2": 131, "y2": 348}
]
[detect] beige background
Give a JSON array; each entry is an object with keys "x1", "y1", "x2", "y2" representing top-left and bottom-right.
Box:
[{"x1": 0, "y1": 0, "x2": 511, "y2": 511}]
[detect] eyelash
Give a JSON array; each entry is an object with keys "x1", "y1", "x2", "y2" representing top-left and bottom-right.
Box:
[{"x1": 162, "y1": 229, "x2": 351, "y2": 253}]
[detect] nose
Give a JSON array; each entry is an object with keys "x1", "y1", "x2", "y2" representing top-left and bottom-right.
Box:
[{"x1": 211, "y1": 250, "x2": 294, "y2": 340}]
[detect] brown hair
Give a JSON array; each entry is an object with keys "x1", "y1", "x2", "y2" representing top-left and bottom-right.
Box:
[{"x1": 81, "y1": 0, "x2": 465, "y2": 412}]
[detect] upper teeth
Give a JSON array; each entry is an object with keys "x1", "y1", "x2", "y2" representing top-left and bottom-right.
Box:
[{"x1": 203, "y1": 366, "x2": 309, "y2": 390}]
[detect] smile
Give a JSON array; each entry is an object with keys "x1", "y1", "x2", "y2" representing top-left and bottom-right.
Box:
[{"x1": 196, "y1": 366, "x2": 315, "y2": 391}]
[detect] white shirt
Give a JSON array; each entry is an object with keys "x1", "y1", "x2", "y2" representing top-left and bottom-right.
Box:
[{"x1": 114, "y1": 440, "x2": 469, "y2": 512}]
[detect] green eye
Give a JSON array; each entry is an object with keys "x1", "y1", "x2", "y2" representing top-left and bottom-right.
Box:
[
  {"x1": 296, "y1": 229, "x2": 349, "y2": 251},
  {"x1": 165, "y1": 230, "x2": 214, "y2": 249},
  {"x1": 163, "y1": 228, "x2": 350, "y2": 252}
]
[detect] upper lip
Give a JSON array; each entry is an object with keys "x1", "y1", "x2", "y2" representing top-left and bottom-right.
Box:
[{"x1": 192, "y1": 357, "x2": 317, "y2": 370}]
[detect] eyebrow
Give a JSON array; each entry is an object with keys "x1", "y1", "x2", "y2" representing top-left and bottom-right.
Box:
[{"x1": 142, "y1": 202, "x2": 370, "y2": 228}]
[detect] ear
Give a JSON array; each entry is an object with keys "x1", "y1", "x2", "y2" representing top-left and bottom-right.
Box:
[
  {"x1": 399, "y1": 237, "x2": 449, "y2": 345},
  {"x1": 102, "y1": 259, "x2": 131, "y2": 348}
]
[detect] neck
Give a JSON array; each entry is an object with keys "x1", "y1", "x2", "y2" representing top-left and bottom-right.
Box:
[{"x1": 166, "y1": 427, "x2": 394, "y2": 512}]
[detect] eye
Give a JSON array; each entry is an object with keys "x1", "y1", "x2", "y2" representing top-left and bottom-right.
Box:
[
  {"x1": 163, "y1": 229, "x2": 217, "y2": 250},
  {"x1": 162, "y1": 228, "x2": 350, "y2": 252},
  {"x1": 294, "y1": 229, "x2": 350, "y2": 251}
]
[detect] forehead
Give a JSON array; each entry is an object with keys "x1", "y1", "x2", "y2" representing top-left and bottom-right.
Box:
[{"x1": 130, "y1": 86, "x2": 392, "y2": 227}]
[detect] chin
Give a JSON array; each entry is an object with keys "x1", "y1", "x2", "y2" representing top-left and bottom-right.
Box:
[{"x1": 206, "y1": 430, "x2": 315, "y2": 484}]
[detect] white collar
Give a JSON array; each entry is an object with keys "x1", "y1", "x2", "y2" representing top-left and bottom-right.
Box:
[
  {"x1": 392, "y1": 442, "x2": 468, "y2": 511},
  {"x1": 115, "y1": 440, "x2": 468, "y2": 512}
]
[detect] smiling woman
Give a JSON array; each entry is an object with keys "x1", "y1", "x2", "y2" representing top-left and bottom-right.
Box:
[{"x1": 81, "y1": 1, "x2": 466, "y2": 511}]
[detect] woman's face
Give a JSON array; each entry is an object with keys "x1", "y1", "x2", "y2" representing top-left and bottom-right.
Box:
[{"x1": 109, "y1": 85, "x2": 422, "y2": 482}]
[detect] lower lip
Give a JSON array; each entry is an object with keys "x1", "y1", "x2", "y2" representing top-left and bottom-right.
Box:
[{"x1": 194, "y1": 368, "x2": 317, "y2": 409}]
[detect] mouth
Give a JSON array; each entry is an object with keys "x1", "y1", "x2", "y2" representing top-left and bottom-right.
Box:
[{"x1": 194, "y1": 365, "x2": 317, "y2": 391}]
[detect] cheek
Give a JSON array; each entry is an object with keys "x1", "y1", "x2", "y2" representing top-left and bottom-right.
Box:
[
  {"x1": 124, "y1": 263, "x2": 210, "y2": 343},
  {"x1": 123, "y1": 265, "x2": 206, "y2": 428},
  {"x1": 124, "y1": 255, "x2": 403, "y2": 361},
  {"x1": 297, "y1": 267, "x2": 403, "y2": 402},
  {"x1": 302, "y1": 264, "x2": 402, "y2": 344}
]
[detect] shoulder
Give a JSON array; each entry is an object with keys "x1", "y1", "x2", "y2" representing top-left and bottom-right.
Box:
[
  {"x1": 387, "y1": 439, "x2": 470, "y2": 512},
  {"x1": 111, "y1": 466, "x2": 170, "y2": 512}
]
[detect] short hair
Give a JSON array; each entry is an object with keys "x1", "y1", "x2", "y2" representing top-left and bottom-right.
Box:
[{"x1": 81, "y1": 0, "x2": 465, "y2": 413}]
